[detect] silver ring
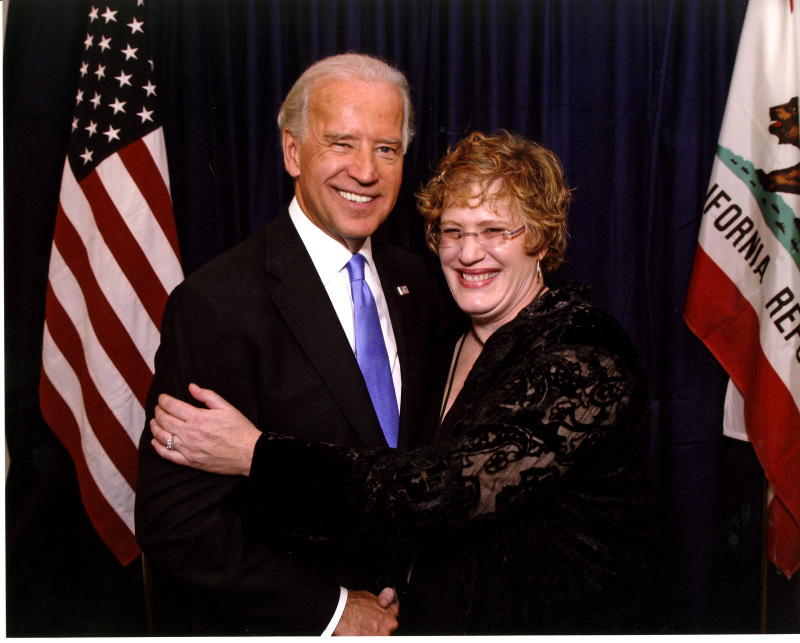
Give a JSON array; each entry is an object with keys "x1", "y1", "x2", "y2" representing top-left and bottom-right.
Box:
[{"x1": 166, "y1": 434, "x2": 174, "y2": 450}]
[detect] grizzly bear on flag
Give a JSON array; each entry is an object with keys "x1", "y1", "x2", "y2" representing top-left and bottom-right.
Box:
[{"x1": 756, "y1": 96, "x2": 800, "y2": 195}]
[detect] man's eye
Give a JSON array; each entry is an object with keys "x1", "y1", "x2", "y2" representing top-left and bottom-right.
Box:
[{"x1": 377, "y1": 146, "x2": 396, "y2": 154}]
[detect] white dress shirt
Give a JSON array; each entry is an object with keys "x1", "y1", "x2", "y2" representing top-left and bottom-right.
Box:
[
  {"x1": 288, "y1": 197, "x2": 402, "y2": 634},
  {"x1": 289, "y1": 198, "x2": 402, "y2": 409}
]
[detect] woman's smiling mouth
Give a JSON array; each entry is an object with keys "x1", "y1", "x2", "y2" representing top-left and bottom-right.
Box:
[{"x1": 460, "y1": 270, "x2": 499, "y2": 283}]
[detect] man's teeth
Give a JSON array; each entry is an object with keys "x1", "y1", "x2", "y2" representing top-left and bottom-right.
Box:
[
  {"x1": 461, "y1": 271, "x2": 499, "y2": 282},
  {"x1": 337, "y1": 190, "x2": 374, "y2": 203}
]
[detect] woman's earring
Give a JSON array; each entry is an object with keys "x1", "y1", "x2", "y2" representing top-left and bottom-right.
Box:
[{"x1": 537, "y1": 261, "x2": 543, "y2": 283}]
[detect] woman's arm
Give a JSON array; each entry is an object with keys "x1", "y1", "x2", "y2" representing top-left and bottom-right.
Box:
[{"x1": 152, "y1": 342, "x2": 646, "y2": 541}]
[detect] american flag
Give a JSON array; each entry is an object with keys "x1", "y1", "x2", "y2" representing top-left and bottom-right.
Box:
[{"x1": 39, "y1": 0, "x2": 183, "y2": 566}]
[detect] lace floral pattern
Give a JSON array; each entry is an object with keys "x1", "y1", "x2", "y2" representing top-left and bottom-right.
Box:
[{"x1": 330, "y1": 287, "x2": 648, "y2": 534}]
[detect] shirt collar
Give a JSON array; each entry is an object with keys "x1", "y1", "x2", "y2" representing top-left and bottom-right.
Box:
[{"x1": 288, "y1": 197, "x2": 378, "y2": 284}]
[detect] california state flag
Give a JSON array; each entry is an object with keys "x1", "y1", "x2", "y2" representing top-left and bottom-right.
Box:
[{"x1": 685, "y1": 0, "x2": 800, "y2": 579}]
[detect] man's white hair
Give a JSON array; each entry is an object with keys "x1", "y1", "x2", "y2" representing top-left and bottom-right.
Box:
[{"x1": 277, "y1": 53, "x2": 415, "y2": 153}]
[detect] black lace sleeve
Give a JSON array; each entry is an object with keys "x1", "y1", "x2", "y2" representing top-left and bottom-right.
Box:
[{"x1": 249, "y1": 336, "x2": 643, "y2": 544}]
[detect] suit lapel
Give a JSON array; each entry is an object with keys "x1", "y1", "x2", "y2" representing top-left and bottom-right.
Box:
[
  {"x1": 373, "y1": 242, "x2": 427, "y2": 451},
  {"x1": 265, "y1": 211, "x2": 388, "y2": 448}
]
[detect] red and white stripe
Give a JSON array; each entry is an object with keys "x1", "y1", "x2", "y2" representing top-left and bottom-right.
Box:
[{"x1": 40, "y1": 129, "x2": 183, "y2": 565}]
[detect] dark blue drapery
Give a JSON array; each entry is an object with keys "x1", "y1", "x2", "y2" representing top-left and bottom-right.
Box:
[{"x1": 5, "y1": 0, "x2": 798, "y2": 635}]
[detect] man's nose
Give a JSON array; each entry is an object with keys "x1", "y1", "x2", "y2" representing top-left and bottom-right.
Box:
[{"x1": 349, "y1": 148, "x2": 379, "y2": 184}]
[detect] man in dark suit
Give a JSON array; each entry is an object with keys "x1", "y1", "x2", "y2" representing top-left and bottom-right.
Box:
[{"x1": 134, "y1": 54, "x2": 451, "y2": 635}]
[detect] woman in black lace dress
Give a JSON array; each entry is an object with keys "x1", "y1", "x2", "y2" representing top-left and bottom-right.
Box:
[{"x1": 151, "y1": 131, "x2": 654, "y2": 634}]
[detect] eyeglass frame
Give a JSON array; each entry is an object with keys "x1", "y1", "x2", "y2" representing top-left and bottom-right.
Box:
[{"x1": 427, "y1": 225, "x2": 527, "y2": 249}]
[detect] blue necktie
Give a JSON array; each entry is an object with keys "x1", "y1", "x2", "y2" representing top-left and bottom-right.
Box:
[{"x1": 346, "y1": 253, "x2": 399, "y2": 448}]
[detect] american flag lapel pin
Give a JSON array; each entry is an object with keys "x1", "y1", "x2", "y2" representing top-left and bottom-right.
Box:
[{"x1": 397, "y1": 285, "x2": 410, "y2": 296}]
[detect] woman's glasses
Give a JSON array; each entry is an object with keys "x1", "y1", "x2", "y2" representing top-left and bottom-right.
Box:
[{"x1": 428, "y1": 225, "x2": 525, "y2": 248}]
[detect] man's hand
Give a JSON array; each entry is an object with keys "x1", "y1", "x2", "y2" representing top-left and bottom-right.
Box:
[
  {"x1": 333, "y1": 588, "x2": 399, "y2": 636},
  {"x1": 150, "y1": 383, "x2": 261, "y2": 476}
]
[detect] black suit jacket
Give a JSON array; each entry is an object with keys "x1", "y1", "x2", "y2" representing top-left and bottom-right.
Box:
[{"x1": 135, "y1": 207, "x2": 453, "y2": 635}]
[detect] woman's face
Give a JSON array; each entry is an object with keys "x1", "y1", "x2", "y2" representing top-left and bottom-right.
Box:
[{"x1": 438, "y1": 196, "x2": 545, "y2": 332}]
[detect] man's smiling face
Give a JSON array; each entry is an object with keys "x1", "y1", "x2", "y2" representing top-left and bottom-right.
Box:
[{"x1": 282, "y1": 78, "x2": 405, "y2": 252}]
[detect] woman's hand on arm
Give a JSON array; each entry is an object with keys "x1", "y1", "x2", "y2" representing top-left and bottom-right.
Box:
[{"x1": 150, "y1": 382, "x2": 261, "y2": 476}]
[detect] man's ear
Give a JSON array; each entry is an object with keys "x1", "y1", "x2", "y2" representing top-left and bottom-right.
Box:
[{"x1": 282, "y1": 128, "x2": 301, "y2": 178}]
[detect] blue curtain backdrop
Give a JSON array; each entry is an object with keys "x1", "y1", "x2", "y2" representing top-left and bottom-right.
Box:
[{"x1": 5, "y1": 0, "x2": 798, "y2": 635}]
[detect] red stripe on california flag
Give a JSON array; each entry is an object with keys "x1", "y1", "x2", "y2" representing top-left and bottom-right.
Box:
[
  {"x1": 39, "y1": 371, "x2": 140, "y2": 565},
  {"x1": 686, "y1": 0, "x2": 800, "y2": 579},
  {"x1": 54, "y1": 205, "x2": 154, "y2": 407},
  {"x1": 685, "y1": 246, "x2": 800, "y2": 524},
  {"x1": 79, "y1": 171, "x2": 169, "y2": 329},
  {"x1": 44, "y1": 284, "x2": 140, "y2": 486},
  {"x1": 117, "y1": 139, "x2": 182, "y2": 258}
]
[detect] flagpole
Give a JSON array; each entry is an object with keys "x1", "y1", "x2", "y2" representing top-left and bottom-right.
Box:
[
  {"x1": 760, "y1": 475, "x2": 770, "y2": 634},
  {"x1": 142, "y1": 553, "x2": 155, "y2": 636}
]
